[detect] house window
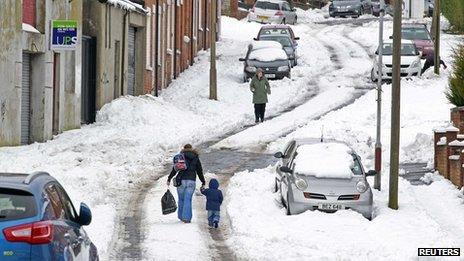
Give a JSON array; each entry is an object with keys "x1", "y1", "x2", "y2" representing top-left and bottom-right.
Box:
[{"x1": 22, "y1": 0, "x2": 36, "y2": 27}]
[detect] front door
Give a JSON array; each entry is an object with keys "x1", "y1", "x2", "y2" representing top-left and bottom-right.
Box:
[
  {"x1": 81, "y1": 36, "x2": 97, "y2": 124},
  {"x1": 127, "y1": 26, "x2": 136, "y2": 96},
  {"x1": 21, "y1": 53, "x2": 32, "y2": 145}
]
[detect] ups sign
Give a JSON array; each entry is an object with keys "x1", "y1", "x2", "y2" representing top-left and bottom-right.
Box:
[{"x1": 51, "y1": 20, "x2": 78, "y2": 50}]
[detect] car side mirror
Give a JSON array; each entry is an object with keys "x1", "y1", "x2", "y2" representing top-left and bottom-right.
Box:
[
  {"x1": 389, "y1": 35, "x2": 393, "y2": 39},
  {"x1": 253, "y1": 37, "x2": 258, "y2": 41},
  {"x1": 280, "y1": 166, "x2": 293, "y2": 173},
  {"x1": 366, "y1": 170, "x2": 377, "y2": 177},
  {"x1": 274, "y1": 152, "x2": 284, "y2": 158},
  {"x1": 294, "y1": 37, "x2": 300, "y2": 40},
  {"x1": 375, "y1": 50, "x2": 379, "y2": 55},
  {"x1": 78, "y1": 203, "x2": 92, "y2": 226},
  {"x1": 239, "y1": 58, "x2": 246, "y2": 62}
]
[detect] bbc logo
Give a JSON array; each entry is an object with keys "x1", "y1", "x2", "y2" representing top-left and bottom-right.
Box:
[{"x1": 418, "y1": 248, "x2": 460, "y2": 256}]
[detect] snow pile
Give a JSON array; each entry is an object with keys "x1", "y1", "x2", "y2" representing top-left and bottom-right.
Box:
[
  {"x1": 252, "y1": 40, "x2": 282, "y2": 50},
  {"x1": 248, "y1": 47, "x2": 288, "y2": 62},
  {"x1": 294, "y1": 143, "x2": 354, "y2": 178},
  {"x1": 107, "y1": 0, "x2": 146, "y2": 12},
  {"x1": 226, "y1": 167, "x2": 464, "y2": 260}
]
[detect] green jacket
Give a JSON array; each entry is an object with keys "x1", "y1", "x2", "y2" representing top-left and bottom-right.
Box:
[{"x1": 250, "y1": 75, "x2": 271, "y2": 104}]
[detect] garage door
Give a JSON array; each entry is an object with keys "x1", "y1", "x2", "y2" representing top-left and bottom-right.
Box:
[
  {"x1": 21, "y1": 53, "x2": 31, "y2": 145},
  {"x1": 127, "y1": 26, "x2": 136, "y2": 96}
]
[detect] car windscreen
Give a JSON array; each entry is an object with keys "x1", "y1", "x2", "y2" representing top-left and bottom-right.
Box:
[
  {"x1": 401, "y1": 27, "x2": 431, "y2": 40},
  {"x1": 0, "y1": 188, "x2": 37, "y2": 222},
  {"x1": 261, "y1": 37, "x2": 292, "y2": 47},
  {"x1": 381, "y1": 43, "x2": 417, "y2": 56},
  {"x1": 255, "y1": 1, "x2": 280, "y2": 10}
]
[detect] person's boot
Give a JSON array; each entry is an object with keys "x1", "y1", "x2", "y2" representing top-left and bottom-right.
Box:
[{"x1": 214, "y1": 221, "x2": 219, "y2": 228}]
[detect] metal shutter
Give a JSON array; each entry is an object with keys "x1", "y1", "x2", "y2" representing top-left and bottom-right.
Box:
[
  {"x1": 21, "y1": 53, "x2": 31, "y2": 145},
  {"x1": 127, "y1": 26, "x2": 136, "y2": 96}
]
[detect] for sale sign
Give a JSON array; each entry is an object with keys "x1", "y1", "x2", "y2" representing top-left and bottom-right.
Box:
[{"x1": 51, "y1": 20, "x2": 77, "y2": 50}]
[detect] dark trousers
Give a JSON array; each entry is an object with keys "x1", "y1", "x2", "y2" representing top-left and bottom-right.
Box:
[
  {"x1": 254, "y1": 103, "x2": 266, "y2": 122},
  {"x1": 421, "y1": 58, "x2": 446, "y2": 75}
]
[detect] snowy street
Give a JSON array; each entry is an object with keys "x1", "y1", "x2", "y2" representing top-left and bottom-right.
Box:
[{"x1": 1, "y1": 4, "x2": 464, "y2": 261}]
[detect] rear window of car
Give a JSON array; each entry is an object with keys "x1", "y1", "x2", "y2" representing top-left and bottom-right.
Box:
[
  {"x1": 259, "y1": 28, "x2": 290, "y2": 37},
  {"x1": 255, "y1": 1, "x2": 280, "y2": 10},
  {"x1": 402, "y1": 27, "x2": 431, "y2": 41},
  {"x1": 0, "y1": 189, "x2": 37, "y2": 222}
]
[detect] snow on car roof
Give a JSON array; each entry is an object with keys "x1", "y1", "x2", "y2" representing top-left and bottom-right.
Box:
[
  {"x1": 383, "y1": 39, "x2": 415, "y2": 45},
  {"x1": 249, "y1": 47, "x2": 288, "y2": 62},
  {"x1": 293, "y1": 142, "x2": 354, "y2": 179},
  {"x1": 251, "y1": 40, "x2": 283, "y2": 50}
]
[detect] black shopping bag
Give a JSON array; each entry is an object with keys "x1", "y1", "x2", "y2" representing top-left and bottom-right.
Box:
[{"x1": 161, "y1": 189, "x2": 177, "y2": 215}]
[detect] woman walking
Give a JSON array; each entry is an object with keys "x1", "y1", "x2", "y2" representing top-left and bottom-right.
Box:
[
  {"x1": 167, "y1": 144, "x2": 206, "y2": 223},
  {"x1": 250, "y1": 68, "x2": 271, "y2": 123}
]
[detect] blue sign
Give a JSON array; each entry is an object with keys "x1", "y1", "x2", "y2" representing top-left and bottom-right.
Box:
[{"x1": 51, "y1": 20, "x2": 77, "y2": 50}]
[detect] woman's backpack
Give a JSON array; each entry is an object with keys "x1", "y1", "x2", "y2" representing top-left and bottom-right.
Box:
[{"x1": 173, "y1": 153, "x2": 188, "y2": 171}]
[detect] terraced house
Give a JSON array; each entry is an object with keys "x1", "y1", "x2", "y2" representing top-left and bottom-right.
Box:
[{"x1": 0, "y1": 0, "x2": 220, "y2": 147}]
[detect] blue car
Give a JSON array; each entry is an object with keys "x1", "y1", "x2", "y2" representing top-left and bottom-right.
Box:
[{"x1": 0, "y1": 172, "x2": 98, "y2": 260}]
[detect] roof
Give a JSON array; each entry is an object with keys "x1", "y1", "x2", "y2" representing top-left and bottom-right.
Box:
[
  {"x1": 0, "y1": 172, "x2": 53, "y2": 192},
  {"x1": 402, "y1": 23, "x2": 427, "y2": 28},
  {"x1": 260, "y1": 24, "x2": 292, "y2": 29},
  {"x1": 383, "y1": 39, "x2": 415, "y2": 45},
  {"x1": 251, "y1": 40, "x2": 283, "y2": 50}
]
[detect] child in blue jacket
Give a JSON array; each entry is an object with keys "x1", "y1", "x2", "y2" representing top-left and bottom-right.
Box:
[{"x1": 200, "y1": 178, "x2": 223, "y2": 228}]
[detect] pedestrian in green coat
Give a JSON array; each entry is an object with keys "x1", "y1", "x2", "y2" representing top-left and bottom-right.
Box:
[{"x1": 250, "y1": 68, "x2": 271, "y2": 123}]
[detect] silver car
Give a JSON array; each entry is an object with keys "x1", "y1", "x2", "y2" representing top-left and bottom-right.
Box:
[
  {"x1": 274, "y1": 138, "x2": 375, "y2": 220},
  {"x1": 248, "y1": 0, "x2": 298, "y2": 25},
  {"x1": 258, "y1": 35, "x2": 298, "y2": 66}
]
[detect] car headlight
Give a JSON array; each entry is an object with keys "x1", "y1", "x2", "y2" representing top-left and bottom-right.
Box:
[
  {"x1": 356, "y1": 181, "x2": 367, "y2": 193},
  {"x1": 277, "y1": 66, "x2": 289, "y2": 72},
  {"x1": 295, "y1": 178, "x2": 308, "y2": 191},
  {"x1": 246, "y1": 66, "x2": 257, "y2": 72}
]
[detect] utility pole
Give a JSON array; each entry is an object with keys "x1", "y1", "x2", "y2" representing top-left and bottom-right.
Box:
[
  {"x1": 209, "y1": 0, "x2": 218, "y2": 100},
  {"x1": 433, "y1": 0, "x2": 440, "y2": 75},
  {"x1": 374, "y1": 0, "x2": 385, "y2": 191},
  {"x1": 389, "y1": 0, "x2": 402, "y2": 210}
]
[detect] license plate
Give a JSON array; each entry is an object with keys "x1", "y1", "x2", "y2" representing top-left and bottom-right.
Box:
[
  {"x1": 265, "y1": 74, "x2": 275, "y2": 78},
  {"x1": 318, "y1": 203, "x2": 344, "y2": 210}
]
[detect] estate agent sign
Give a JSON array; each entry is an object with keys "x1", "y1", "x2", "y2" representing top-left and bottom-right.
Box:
[{"x1": 51, "y1": 20, "x2": 78, "y2": 50}]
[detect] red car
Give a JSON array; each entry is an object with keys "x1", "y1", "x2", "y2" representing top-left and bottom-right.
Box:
[
  {"x1": 254, "y1": 24, "x2": 300, "y2": 46},
  {"x1": 401, "y1": 23, "x2": 434, "y2": 59}
]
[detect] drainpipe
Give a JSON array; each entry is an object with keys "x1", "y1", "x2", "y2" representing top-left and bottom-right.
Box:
[
  {"x1": 191, "y1": 0, "x2": 194, "y2": 66},
  {"x1": 154, "y1": 0, "x2": 159, "y2": 96},
  {"x1": 204, "y1": 0, "x2": 207, "y2": 50},
  {"x1": 173, "y1": 0, "x2": 177, "y2": 79},
  {"x1": 121, "y1": 10, "x2": 129, "y2": 96}
]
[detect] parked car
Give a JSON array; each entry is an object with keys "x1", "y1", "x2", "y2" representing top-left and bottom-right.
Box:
[
  {"x1": 255, "y1": 24, "x2": 300, "y2": 46},
  {"x1": 239, "y1": 41, "x2": 293, "y2": 82},
  {"x1": 258, "y1": 35, "x2": 298, "y2": 66},
  {"x1": 370, "y1": 39, "x2": 422, "y2": 81},
  {"x1": 402, "y1": 23, "x2": 434, "y2": 59},
  {"x1": 248, "y1": 0, "x2": 298, "y2": 24},
  {"x1": 274, "y1": 139, "x2": 375, "y2": 220},
  {"x1": 371, "y1": 0, "x2": 381, "y2": 16},
  {"x1": 0, "y1": 172, "x2": 98, "y2": 260},
  {"x1": 329, "y1": 0, "x2": 373, "y2": 18}
]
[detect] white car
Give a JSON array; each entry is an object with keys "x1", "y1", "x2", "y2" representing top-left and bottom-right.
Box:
[
  {"x1": 248, "y1": 0, "x2": 297, "y2": 25},
  {"x1": 371, "y1": 39, "x2": 422, "y2": 81}
]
